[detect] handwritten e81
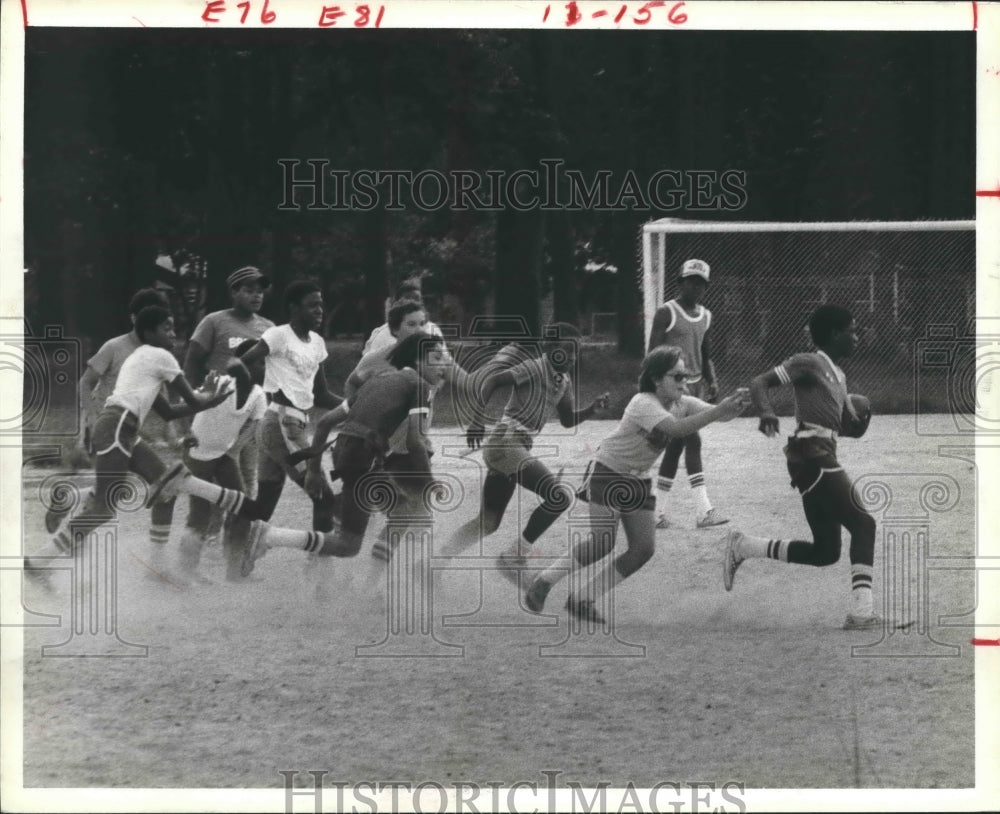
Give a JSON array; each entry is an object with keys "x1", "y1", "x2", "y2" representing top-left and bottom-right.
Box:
[{"x1": 201, "y1": 1, "x2": 386, "y2": 27}]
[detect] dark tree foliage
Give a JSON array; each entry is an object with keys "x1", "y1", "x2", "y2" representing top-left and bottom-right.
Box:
[{"x1": 24, "y1": 29, "x2": 973, "y2": 355}]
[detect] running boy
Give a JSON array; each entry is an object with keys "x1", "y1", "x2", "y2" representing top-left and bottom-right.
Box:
[
  {"x1": 721, "y1": 304, "x2": 880, "y2": 631},
  {"x1": 228, "y1": 279, "x2": 342, "y2": 534},
  {"x1": 26, "y1": 306, "x2": 234, "y2": 583},
  {"x1": 48, "y1": 288, "x2": 178, "y2": 548},
  {"x1": 444, "y1": 323, "x2": 610, "y2": 582},
  {"x1": 525, "y1": 345, "x2": 748, "y2": 622},
  {"x1": 176, "y1": 339, "x2": 267, "y2": 583},
  {"x1": 647, "y1": 259, "x2": 727, "y2": 529}
]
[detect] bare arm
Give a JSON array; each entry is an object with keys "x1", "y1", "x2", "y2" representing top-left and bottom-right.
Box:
[
  {"x1": 312, "y1": 366, "x2": 344, "y2": 411},
  {"x1": 465, "y1": 369, "x2": 516, "y2": 448},
  {"x1": 653, "y1": 392, "x2": 748, "y2": 439},
  {"x1": 297, "y1": 403, "x2": 351, "y2": 471},
  {"x1": 78, "y1": 366, "x2": 101, "y2": 441},
  {"x1": 225, "y1": 338, "x2": 269, "y2": 380},
  {"x1": 750, "y1": 370, "x2": 783, "y2": 437},
  {"x1": 157, "y1": 373, "x2": 231, "y2": 419},
  {"x1": 556, "y1": 386, "x2": 611, "y2": 428},
  {"x1": 701, "y1": 329, "x2": 718, "y2": 401},
  {"x1": 183, "y1": 340, "x2": 211, "y2": 389},
  {"x1": 647, "y1": 307, "x2": 672, "y2": 354},
  {"x1": 404, "y1": 411, "x2": 432, "y2": 471}
]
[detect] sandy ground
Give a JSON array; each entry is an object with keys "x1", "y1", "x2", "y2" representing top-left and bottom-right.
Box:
[{"x1": 15, "y1": 415, "x2": 977, "y2": 792}]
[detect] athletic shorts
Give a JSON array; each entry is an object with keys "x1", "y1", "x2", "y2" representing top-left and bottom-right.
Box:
[
  {"x1": 784, "y1": 435, "x2": 841, "y2": 494},
  {"x1": 482, "y1": 424, "x2": 536, "y2": 477},
  {"x1": 585, "y1": 461, "x2": 655, "y2": 513},
  {"x1": 258, "y1": 403, "x2": 312, "y2": 484},
  {"x1": 91, "y1": 405, "x2": 168, "y2": 485}
]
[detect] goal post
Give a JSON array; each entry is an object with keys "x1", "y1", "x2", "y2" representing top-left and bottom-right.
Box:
[{"x1": 639, "y1": 218, "x2": 975, "y2": 414}]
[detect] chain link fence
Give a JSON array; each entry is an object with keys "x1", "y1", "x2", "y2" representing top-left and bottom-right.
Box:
[{"x1": 641, "y1": 220, "x2": 975, "y2": 414}]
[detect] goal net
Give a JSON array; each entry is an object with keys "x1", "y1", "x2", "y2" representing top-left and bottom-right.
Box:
[{"x1": 639, "y1": 219, "x2": 975, "y2": 415}]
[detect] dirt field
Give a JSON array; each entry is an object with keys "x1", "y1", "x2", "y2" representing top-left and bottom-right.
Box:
[{"x1": 15, "y1": 414, "x2": 978, "y2": 797}]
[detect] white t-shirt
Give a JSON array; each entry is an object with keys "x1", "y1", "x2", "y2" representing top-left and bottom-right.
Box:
[
  {"x1": 105, "y1": 345, "x2": 182, "y2": 425},
  {"x1": 261, "y1": 324, "x2": 328, "y2": 410},
  {"x1": 596, "y1": 393, "x2": 710, "y2": 476},
  {"x1": 363, "y1": 320, "x2": 444, "y2": 356},
  {"x1": 189, "y1": 384, "x2": 267, "y2": 461}
]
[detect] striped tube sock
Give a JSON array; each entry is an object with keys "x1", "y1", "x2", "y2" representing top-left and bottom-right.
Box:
[
  {"x1": 149, "y1": 524, "x2": 171, "y2": 547},
  {"x1": 178, "y1": 476, "x2": 246, "y2": 516},
  {"x1": 262, "y1": 525, "x2": 323, "y2": 553},
  {"x1": 851, "y1": 564, "x2": 874, "y2": 616},
  {"x1": 655, "y1": 477, "x2": 674, "y2": 517},
  {"x1": 739, "y1": 535, "x2": 789, "y2": 561}
]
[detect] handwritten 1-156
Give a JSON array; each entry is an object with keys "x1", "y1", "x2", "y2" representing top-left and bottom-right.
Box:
[
  {"x1": 543, "y1": 1, "x2": 688, "y2": 26},
  {"x1": 202, "y1": 1, "x2": 386, "y2": 27}
]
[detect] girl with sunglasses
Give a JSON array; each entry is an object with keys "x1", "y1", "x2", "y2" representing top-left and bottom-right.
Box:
[{"x1": 524, "y1": 344, "x2": 749, "y2": 623}]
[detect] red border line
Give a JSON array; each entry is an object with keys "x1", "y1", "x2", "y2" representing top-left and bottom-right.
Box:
[
  {"x1": 21, "y1": 0, "x2": 28, "y2": 28},
  {"x1": 971, "y1": 638, "x2": 1000, "y2": 646},
  {"x1": 973, "y1": 1, "x2": 978, "y2": 31},
  {"x1": 976, "y1": 190, "x2": 1000, "y2": 198}
]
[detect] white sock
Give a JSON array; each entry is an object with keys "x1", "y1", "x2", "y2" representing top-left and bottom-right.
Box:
[
  {"x1": 655, "y1": 477, "x2": 673, "y2": 517},
  {"x1": 690, "y1": 480, "x2": 713, "y2": 518},
  {"x1": 178, "y1": 475, "x2": 247, "y2": 515},
  {"x1": 738, "y1": 535, "x2": 788, "y2": 561},
  {"x1": 264, "y1": 525, "x2": 323, "y2": 554},
  {"x1": 851, "y1": 565, "x2": 874, "y2": 616}
]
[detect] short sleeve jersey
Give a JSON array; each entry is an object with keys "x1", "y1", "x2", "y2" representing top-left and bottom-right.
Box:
[
  {"x1": 104, "y1": 345, "x2": 182, "y2": 424},
  {"x1": 654, "y1": 300, "x2": 711, "y2": 380},
  {"x1": 363, "y1": 320, "x2": 445, "y2": 356},
  {"x1": 501, "y1": 356, "x2": 571, "y2": 435},
  {"x1": 261, "y1": 324, "x2": 328, "y2": 411},
  {"x1": 86, "y1": 331, "x2": 142, "y2": 407},
  {"x1": 189, "y1": 384, "x2": 267, "y2": 461},
  {"x1": 597, "y1": 392, "x2": 701, "y2": 476},
  {"x1": 340, "y1": 367, "x2": 432, "y2": 451},
  {"x1": 190, "y1": 310, "x2": 274, "y2": 374},
  {"x1": 774, "y1": 350, "x2": 849, "y2": 432}
]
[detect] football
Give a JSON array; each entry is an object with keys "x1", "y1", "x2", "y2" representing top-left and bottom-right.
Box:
[{"x1": 841, "y1": 393, "x2": 872, "y2": 439}]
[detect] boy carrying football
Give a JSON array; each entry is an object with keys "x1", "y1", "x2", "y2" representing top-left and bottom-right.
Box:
[{"x1": 722, "y1": 304, "x2": 883, "y2": 631}]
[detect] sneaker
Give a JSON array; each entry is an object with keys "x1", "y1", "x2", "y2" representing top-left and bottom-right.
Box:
[
  {"x1": 655, "y1": 514, "x2": 671, "y2": 530},
  {"x1": 842, "y1": 613, "x2": 883, "y2": 631},
  {"x1": 496, "y1": 551, "x2": 527, "y2": 586},
  {"x1": 144, "y1": 462, "x2": 189, "y2": 508},
  {"x1": 566, "y1": 596, "x2": 604, "y2": 624},
  {"x1": 697, "y1": 508, "x2": 730, "y2": 529},
  {"x1": 240, "y1": 520, "x2": 269, "y2": 577},
  {"x1": 525, "y1": 577, "x2": 553, "y2": 614},
  {"x1": 722, "y1": 529, "x2": 745, "y2": 592}
]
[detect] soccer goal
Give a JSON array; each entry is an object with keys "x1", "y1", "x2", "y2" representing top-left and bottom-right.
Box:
[{"x1": 639, "y1": 218, "x2": 975, "y2": 413}]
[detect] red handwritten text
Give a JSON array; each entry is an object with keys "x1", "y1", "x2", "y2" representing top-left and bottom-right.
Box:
[
  {"x1": 202, "y1": 1, "x2": 384, "y2": 26},
  {"x1": 544, "y1": 1, "x2": 687, "y2": 26}
]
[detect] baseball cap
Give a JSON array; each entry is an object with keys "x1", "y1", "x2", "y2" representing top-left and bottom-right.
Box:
[
  {"x1": 680, "y1": 258, "x2": 710, "y2": 283},
  {"x1": 228, "y1": 266, "x2": 270, "y2": 290}
]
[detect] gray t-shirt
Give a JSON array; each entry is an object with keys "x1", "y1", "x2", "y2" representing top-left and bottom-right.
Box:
[{"x1": 190, "y1": 309, "x2": 274, "y2": 374}]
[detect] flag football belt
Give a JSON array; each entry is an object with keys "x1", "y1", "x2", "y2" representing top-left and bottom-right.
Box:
[
  {"x1": 794, "y1": 423, "x2": 837, "y2": 440},
  {"x1": 266, "y1": 401, "x2": 310, "y2": 423}
]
